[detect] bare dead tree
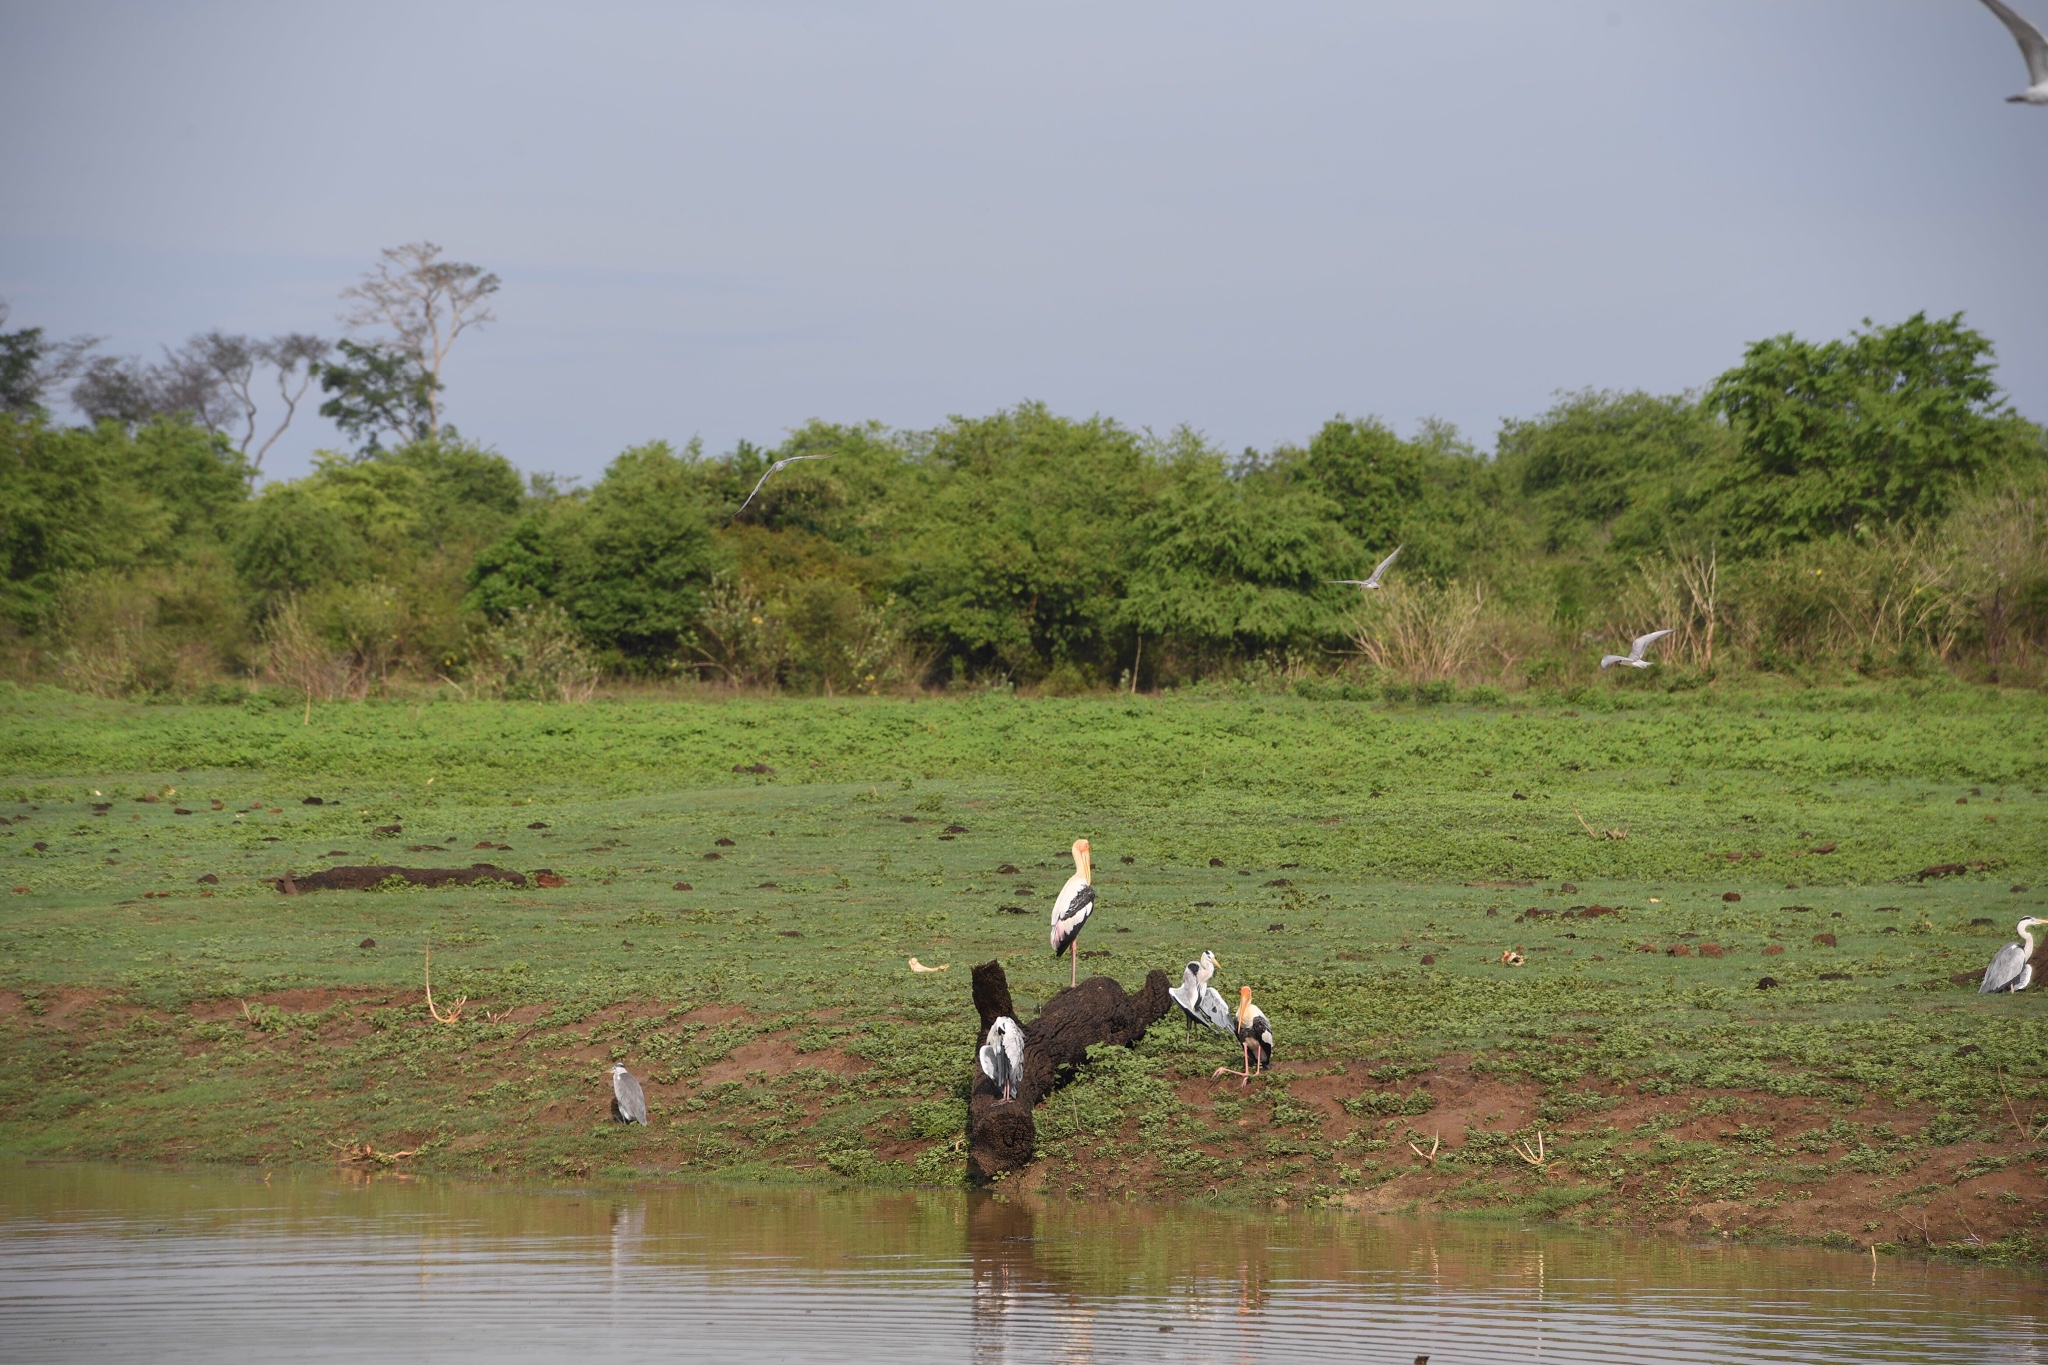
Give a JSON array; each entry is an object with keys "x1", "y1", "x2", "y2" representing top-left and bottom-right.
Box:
[
  {"x1": 250, "y1": 333, "x2": 330, "y2": 476},
  {"x1": 340, "y1": 242, "x2": 499, "y2": 437}
]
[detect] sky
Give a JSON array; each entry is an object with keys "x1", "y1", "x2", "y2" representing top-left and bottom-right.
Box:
[{"x1": 1, "y1": 0, "x2": 2042, "y2": 486}]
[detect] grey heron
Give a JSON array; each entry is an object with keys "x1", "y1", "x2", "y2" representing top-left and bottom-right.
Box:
[
  {"x1": 609, "y1": 1062, "x2": 648, "y2": 1124},
  {"x1": 1049, "y1": 838, "x2": 1095, "y2": 988},
  {"x1": 1212, "y1": 985, "x2": 1274, "y2": 1088},
  {"x1": 1979, "y1": 917, "x2": 2044, "y2": 993},
  {"x1": 732, "y1": 453, "x2": 833, "y2": 521},
  {"x1": 1169, "y1": 951, "x2": 1235, "y2": 1037},
  {"x1": 978, "y1": 1016, "x2": 1026, "y2": 1101},
  {"x1": 1978, "y1": 0, "x2": 2048, "y2": 103},
  {"x1": 1600, "y1": 628, "x2": 1674, "y2": 670},
  {"x1": 1327, "y1": 545, "x2": 1403, "y2": 591}
]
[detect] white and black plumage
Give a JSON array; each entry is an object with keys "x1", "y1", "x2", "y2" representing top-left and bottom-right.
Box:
[
  {"x1": 1212, "y1": 986, "x2": 1273, "y2": 1088},
  {"x1": 1978, "y1": 0, "x2": 2048, "y2": 104},
  {"x1": 1600, "y1": 629, "x2": 1673, "y2": 670},
  {"x1": 1169, "y1": 951, "x2": 1235, "y2": 1037},
  {"x1": 1049, "y1": 837, "x2": 1095, "y2": 988},
  {"x1": 978, "y1": 1016, "x2": 1026, "y2": 1101},
  {"x1": 732, "y1": 453, "x2": 833, "y2": 520},
  {"x1": 609, "y1": 1062, "x2": 648, "y2": 1124},
  {"x1": 1979, "y1": 917, "x2": 2044, "y2": 994},
  {"x1": 1326, "y1": 545, "x2": 1403, "y2": 591}
]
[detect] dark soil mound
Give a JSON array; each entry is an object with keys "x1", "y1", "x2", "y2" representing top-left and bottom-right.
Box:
[{"x1": 273, "y1": 864, "x2": 528, "y2": 893}]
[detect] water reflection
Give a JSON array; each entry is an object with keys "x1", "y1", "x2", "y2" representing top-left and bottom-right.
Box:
[{"x1": 0, "y1": 1162, "x2": 2042, "y2": 1363}]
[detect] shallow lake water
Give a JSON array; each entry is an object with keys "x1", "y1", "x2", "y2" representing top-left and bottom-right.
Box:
[{"x1": 0, "y1": 1163, "x2": 2041, "y2": 1363}]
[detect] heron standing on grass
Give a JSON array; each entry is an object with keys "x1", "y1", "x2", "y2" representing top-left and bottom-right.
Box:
[
  {"x1": 1600, "y1": 629, "x2": 1673, "y2": 670},
  {"x1": 1050, "y1": 838, "x2": 1096, "y2": 988},
  {"x1": 1980, "y1": 917, "x2": 2044, "y2": 994},
  {"x1": 1327, "y1": 546, "x2": 1403, "y2": 591},
  {"x1": 979, "y1": 1016, "x2": 1026, "y2": 1101},
  {"x1": 1170, "y1": 951, "x2": 1234, "y2": 1038},
  {"x1": 609, "y1": 1063, "x2": 648, "y2": 1125}
]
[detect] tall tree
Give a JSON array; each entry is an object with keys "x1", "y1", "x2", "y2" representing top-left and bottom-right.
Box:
[
  {"x1": 1706, "y1": 312, "x2": 2007, "y2": 549},
  {"x1": 316, "y1": 339, "x2": 439, "y2": 455},
  {"x1": 340, "y1": 242, "x2": 499, "y2": 438}
]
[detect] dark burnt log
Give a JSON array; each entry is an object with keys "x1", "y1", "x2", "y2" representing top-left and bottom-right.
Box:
[{"x1": 966, "y1": 961, "x2": 1172, "y2": 1183}]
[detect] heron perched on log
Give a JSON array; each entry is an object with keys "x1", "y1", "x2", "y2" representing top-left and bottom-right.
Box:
[
  {"x1": 1213, "y1": 985, "x2": 1274, "y2": 1087},
  {"x1": 1979, "y1": 916, "x2": 2045, "y2": 994},
  {"x1": 979, "y1": 1016, "x2": 1025, "y2": 1101},
  {"x1": 609, "y1": 1063, "x2": 648, "y2": 1125},
  {"x1": 1049, "y1": 838, "x2": 1095, "y2": 988},
  {"x1": 1169, "y1": 951, "x2": 1234, "y2": 1037}
]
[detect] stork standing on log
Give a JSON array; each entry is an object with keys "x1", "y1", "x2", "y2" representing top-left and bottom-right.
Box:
[
  {"x1": 1049, "y1": 838, "x2": 1096, "y2": 988},
  {"x1": 1169, "y1": 951, "x2": 1234, "y2": 1038},
  {"x1": 1213, "y1": 986, "x2": 1274, "y2": 1087},
  {"x1": 979, "y1": 1016, "x2": 1026, "y2": 1101}
]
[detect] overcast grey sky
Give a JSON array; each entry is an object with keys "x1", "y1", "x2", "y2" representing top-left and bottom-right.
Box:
[{"x1": 2, "y1": 1, "x2": 2041, "y2": 484}]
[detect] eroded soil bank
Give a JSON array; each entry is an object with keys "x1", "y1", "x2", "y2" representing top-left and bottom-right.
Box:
[{"x1": 5, "y1": 985, "x2": 2042, "y2": 1264}]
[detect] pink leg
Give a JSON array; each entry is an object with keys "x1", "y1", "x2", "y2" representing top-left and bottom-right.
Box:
[{"x1": 1070, "y1": 939, "x2": 1077, "y2": 988}]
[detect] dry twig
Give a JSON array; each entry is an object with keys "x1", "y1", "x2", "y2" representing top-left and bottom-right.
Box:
[
  {"x1": 424, "y1": 938, "x2": 466, "y2": 1025},
  {"x1": 1511, "y1": 1130, "x2": 1550, "y2": 1170},
  {"x1": 1573, "y1": 804, "x2": 1629, "y2": 841}
]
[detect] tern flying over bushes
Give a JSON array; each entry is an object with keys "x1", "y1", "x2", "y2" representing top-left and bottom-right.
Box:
[
  {"x1": 1980, "y1": 917, "x2": 2044, "y2": 993},
  {"x1": 978, "y1": 1016, "x2": 1025, "y2": 1101},
  {"x1": 1049, "y1": 838, "x2": 1095, "y2": 988},
  {"x1": 1600, "y1": 629, "x2": 1673, "y2": 670},
  {"x1": 1327, "y1": 546, "x2": 1403, "y2": 591},
  {"x1": 1169, "y1": 951, "x2": 1235, "y2": 1037},
  {"x1": 732, "y1": 453, "x2": 833, "y2": 520},
  {"x1": 1978, "y1": 0, "x2": 2048, "y2": 104}
]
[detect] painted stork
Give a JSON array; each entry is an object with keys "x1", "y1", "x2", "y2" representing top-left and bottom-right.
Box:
[
  {"x1": 979, "y1": 1016, "x2": 1026, "y2": 1101},
  {"x1": 1212, "y1": 986, "x2": 1274, "y2": 1087},
  {"x1": 609, "y1": 1062, "x2": 648, "y2": 1124},
  {"x1": 1049, "y1": 838, "x2": 1095, "y2": 987},
  {"x1": 1169, "y1": 951, "x2": 1235, "y2": 1038},
  {"x1": 1980, "y1": 917, "x2": 2045, "y2": 994}
]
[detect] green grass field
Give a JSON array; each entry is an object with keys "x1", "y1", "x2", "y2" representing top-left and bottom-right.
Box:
[{"x1": 2, "y1": 680, "x2": 2045, "y2": 1259}]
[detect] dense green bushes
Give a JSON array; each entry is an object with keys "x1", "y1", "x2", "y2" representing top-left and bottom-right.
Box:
[{"x1": 2, "y1": 315, "x2": 2043, "y2": 698}]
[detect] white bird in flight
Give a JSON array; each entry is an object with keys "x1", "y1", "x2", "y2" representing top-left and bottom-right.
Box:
[
  {"x1": 1978, "y1": 0, "x2": 2048, "y2": 103},
  {"x1": 732, "y1": 453, "x2": 833, "y2": 520},
  {"x1": 1600, "y1": 629, "x2": 1673, "y2": 670},
  {"x1": 1327, "y1": 545, "x2": 1403, "y2": 591}
]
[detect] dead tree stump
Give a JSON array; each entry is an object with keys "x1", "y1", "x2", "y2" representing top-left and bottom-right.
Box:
[{"x1": 966, "y1": 959, "x2": 1171, "y2": 1183}]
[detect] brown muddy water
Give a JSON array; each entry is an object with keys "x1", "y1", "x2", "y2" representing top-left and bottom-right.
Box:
[{"x1": 0, "y1": 1163, "x2": 2041, "y2": 1363}]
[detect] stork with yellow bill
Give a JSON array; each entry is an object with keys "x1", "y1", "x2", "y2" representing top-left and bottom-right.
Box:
[{"x1": 1049, "y1": 838, "x2": 1095, "y2": 988}]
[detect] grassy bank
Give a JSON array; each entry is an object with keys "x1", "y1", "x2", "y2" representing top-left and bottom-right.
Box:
[{"x1": 2, "y1": 682, "x2": 2045, "y2": 1261}]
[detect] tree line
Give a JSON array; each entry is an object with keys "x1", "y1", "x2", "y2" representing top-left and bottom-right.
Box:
[{"x1": 3, "y1": 277, "x2": 2044, "y2": 701}]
